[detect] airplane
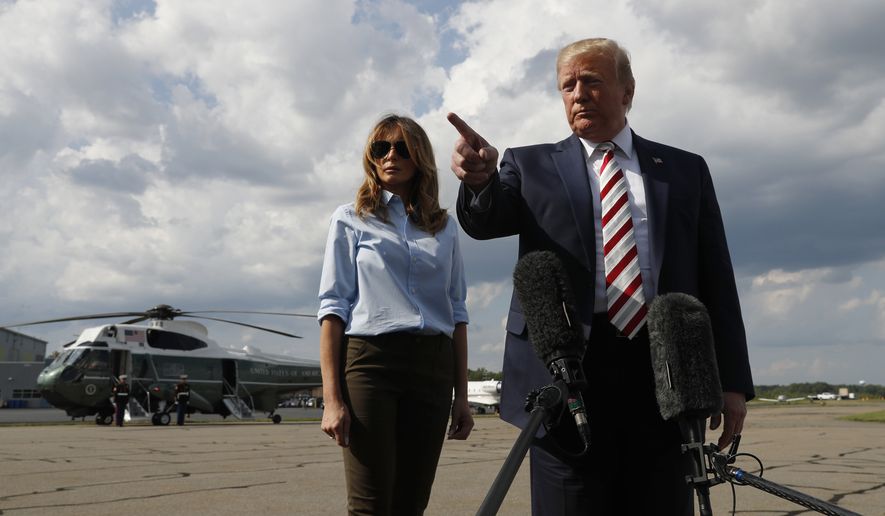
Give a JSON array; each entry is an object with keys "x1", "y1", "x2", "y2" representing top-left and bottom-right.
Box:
[
  {"x1": 1, "y1": 305, "x2": 321, "y2": 425},
  {"x1": 758, "y1": 394, "x2": 806, "y2": 403},
  {"x1": 465, "y1": 380, "x2": 501, "y2": 414},
  {"x1": 808, "y1": 392, "x2": 840, "y2": 401}
]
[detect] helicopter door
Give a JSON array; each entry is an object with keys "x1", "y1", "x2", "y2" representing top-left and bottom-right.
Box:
[
  {"x1": 220, "y1": 359, "x2": 253, "y2": 420},
  {"x1": 222, "y1": 359, "x2": 237, "y2": 396},
  {"x1": 110, "y1": 350, "x2": 131, "y2": 381}
]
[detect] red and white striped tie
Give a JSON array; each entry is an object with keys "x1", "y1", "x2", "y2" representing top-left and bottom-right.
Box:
[{"x1": 598, "y1": 142, "x2": 647, "y2": 338}]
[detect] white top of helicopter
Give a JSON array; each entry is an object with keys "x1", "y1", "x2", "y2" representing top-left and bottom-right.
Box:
[{"x1": 70, "y1": 320, "x2": 319, "y2": 367}]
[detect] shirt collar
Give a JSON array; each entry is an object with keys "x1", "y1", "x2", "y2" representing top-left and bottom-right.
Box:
[
  {"x1": 578, "y1": 120, "x2": 634, "y2": 160},
  {"x1": 381, "y1": 190, "x2": 405, "y2": 214},
  {"x1": 381, "y1": 189, "x2": 395, "y2": 205}
]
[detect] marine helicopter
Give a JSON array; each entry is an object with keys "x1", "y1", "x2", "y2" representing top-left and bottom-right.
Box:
[{"x1": 1, "y1": 305, "x2": 321, "y2": 425}]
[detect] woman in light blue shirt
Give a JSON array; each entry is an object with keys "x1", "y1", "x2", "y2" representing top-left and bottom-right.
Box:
[{"x1": 318, "y1": 114, "x2": 473, "y2": 515}]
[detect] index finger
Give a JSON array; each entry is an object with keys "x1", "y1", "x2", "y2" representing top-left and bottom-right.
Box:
[{"x1": 447, "y1": 112, "x2": 484, "y2": 149}]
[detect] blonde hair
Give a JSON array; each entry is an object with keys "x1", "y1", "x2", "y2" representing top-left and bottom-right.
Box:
[
  {"x1": 355, "y1": 114, "x2": 448, "y2": 234},
  {"x1": 557, "y1": 38, "x2": 635, "y2": 109}
]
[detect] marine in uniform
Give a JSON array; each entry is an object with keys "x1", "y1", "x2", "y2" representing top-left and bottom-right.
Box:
[
  {"x1": 112, "y1": 375, "x2": 130, "y2": 427},
  {"x1": 174, "y1": 374, "x2": 190, "y2": 426}
]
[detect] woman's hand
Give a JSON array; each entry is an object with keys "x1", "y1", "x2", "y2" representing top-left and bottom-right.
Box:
[
  {"x1": 321, "y1": 397, "x2": 351, "y2": 447},
  {"x1": 447, "y1": 398, "x2": 474, "y2": 440},
  {"x1": 318, "y1": 316, "x2": 348, "y2": 447}
]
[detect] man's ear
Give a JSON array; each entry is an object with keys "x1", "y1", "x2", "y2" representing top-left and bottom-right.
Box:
[{"x1": 622, "y1": 80, "x2": 635, "y2": 107}]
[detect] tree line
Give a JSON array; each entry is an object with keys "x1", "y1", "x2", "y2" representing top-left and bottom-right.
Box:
[
  {"x1": 470, "y1": 369, "x2": 884, "y2": 399},
  {"x1": 755, "y1": 382, "x2": 884, "y2": 399},
  {"x1": 467, "y1": 368, "x2": 503, "y2": 381}
]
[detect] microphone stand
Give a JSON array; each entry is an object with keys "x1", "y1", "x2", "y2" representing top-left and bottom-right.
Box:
[
  {"x1": 705, "y1": 436, "x2": 861, "y2": 516},
  {"x1": 679, "y1": 418, "x2": 715, "y2": 516},
  {"x1": 476, "y1": 381, "x2": 568, "y2": 516}
]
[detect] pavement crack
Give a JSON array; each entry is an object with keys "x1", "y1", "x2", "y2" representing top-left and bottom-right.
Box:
[
  {"x1": 0, "y1": 481, "x2": 286, "y2": 512},
  {"x1": 0, "y1": 473, "x2": 190, "y2": 502}
]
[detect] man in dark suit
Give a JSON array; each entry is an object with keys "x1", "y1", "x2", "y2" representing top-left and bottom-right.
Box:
[{"x1": 448, "y1": 38, "x2": 753, "y2": 514}]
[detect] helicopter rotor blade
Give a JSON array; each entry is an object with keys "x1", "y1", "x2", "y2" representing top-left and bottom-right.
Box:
[
  {"x1": 179, "y1": 315, "x2": 303, "y2": 339},
  {"x1": 181, "y1": 310, "x2": 315, "y2": 318},
  {"x1": 0, "y1": 312, "x2": 148, "y2": 329},
  {"x1": 120, "y1": 317, "x2": 149, "y2": 325}
]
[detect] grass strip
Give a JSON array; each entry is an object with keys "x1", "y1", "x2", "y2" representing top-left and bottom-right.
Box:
[{"x1": 840, "y1": 410, "x2": 885, "y2": 423}]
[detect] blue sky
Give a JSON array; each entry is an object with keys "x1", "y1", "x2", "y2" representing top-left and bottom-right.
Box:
[{"x1": 1, "y1": 0, "x2": 884, "y2": 386}]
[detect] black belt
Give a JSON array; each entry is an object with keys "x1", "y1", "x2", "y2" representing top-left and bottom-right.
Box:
[{"x1": 350, "y1": 332, "x2": 450, "y2": 346}]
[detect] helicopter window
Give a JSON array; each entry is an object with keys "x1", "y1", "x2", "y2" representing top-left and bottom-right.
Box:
[
  {"x1": 60, "y1": 345, "x2": 98, "y2": 363},
  {"x1": 146, "y1": 329, "x2": 208, "y2": 351},
  {"x1": 64, "y1": 349, "x2": 85, "y2": 365},
  {"x1": 51, "y1": 351, "x2": 70, "y2": 366},
  {"x1": 70, "y1": 348, "x2": 109, "y2": 371}
]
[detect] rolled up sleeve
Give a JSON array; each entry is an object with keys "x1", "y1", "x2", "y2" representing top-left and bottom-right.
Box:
[
  {"x1": 317, "y1": 207, "x2": 358, "y2": 326},
  {"x1": 449, "y1": 225, "x2": 469, "y2": 325}
]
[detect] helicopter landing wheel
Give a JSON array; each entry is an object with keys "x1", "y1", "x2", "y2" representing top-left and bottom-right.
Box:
[
  {"x1": 272, "y1": 414, "x2": 282, "y2": 424},
  {"x1": 157, "y1": 412, "x2": 171, "y2": 426},
  {"x1": 96, "y1": 412, "x2": 113, "y2": 426}
]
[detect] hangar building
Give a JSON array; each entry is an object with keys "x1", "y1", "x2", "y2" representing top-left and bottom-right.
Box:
[{"x1": 1, "y1": 328, "x2": 48, "y2": 408}]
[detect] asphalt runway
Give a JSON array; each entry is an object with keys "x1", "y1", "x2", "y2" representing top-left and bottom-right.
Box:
[{"x1": 0, "y1": 402, "x2": 883, "y2": 515}]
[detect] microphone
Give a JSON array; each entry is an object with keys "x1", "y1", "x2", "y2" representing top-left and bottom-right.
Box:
[
  {"x1": 647, "y1": 293, "x2": 723, "y2": 421},
  {"x1": 647, "y1": 292, "x2": 723, "y2": 516},
  {"x1": 512, "y1": 250, "x2": 591, "y2": 452}
]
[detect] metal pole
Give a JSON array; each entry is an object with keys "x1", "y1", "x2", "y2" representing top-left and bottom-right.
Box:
[
  {"x1": 476, "y1": 383, "x2": 566, "y2": 516},
  {"x1": 729, "y1": 468, "x2": 861, "y2": 516}
]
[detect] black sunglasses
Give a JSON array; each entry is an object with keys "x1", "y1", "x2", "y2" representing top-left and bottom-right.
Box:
[{"x1": 370, "y1": 140, "x2": 411, "y2": 160}]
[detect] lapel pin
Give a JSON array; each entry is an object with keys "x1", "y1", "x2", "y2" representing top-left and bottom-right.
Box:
[{"x1": 652, "y1": 157, "x2": 663, "y2": 164}]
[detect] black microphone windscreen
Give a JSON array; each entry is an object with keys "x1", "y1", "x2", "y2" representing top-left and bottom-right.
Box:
[
  {"x1": 647, "y1": 293, "x2": 723, "y2": 421},
  {"x1": 512, "y1": 251, "x2": 583, "y2": 366}
]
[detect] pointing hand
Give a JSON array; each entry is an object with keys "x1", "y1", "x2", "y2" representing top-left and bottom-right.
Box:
[{"x1": 447, "y1": 112, "x2": 499, "y2": 190}]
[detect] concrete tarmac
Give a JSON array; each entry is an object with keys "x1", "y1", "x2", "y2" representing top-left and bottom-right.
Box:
[{"x1": 0, "y1": 401, "x2": 882, "y2": 515}]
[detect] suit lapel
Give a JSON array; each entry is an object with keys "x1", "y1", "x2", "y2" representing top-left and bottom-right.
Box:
[
  {"x1": 633, "y1": 132, "x2": 668, "y2": 291},
  {"x1": 552, "y1": 134, "x2": 596, "y2": 272}
]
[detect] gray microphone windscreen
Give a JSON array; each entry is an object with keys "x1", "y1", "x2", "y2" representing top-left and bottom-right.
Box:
[
  {"x1": 647, "y1": 293, "x2": 724, "y2": 421},
  {"x1": 512, "y1": 251, "x2": 584, "y2": 366}
]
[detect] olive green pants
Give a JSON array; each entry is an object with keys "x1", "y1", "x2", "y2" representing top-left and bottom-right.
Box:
[{"x1": 342, "y1": 333, "x2": 454, "y2": 516}]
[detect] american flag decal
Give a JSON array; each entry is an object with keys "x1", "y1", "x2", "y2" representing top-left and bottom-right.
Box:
[{"x1": 123, "y1": 329, "x2": 145, "y2": 343}]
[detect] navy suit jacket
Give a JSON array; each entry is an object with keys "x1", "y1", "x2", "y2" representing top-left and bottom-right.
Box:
[{"x1": 457, "y1": 131, "x2": 754, "y2": 429}]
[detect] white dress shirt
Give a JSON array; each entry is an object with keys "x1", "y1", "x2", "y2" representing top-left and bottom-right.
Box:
[{"x1": 579, "y1": 122, "x2": 655, "y2": 313}]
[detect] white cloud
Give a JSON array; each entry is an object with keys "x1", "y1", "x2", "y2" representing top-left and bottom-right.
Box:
[
  {"x1": 740, "y1": 259, "x2": 885, "y2": 383},
  {"x1": 2, "y1": 0, "x2": 884, "y2": 384},
  {"x1": 479, "y1": 339, "x2": 505, "y2": 354},
  {"x1": 467, "y1": 280, "x2": 508, "y2": 310},
  {"x1": 839, "y1": 290, "x2": 881, "y2": 312},
  {"x1": 758, "y1": 358, "x2": 803, "y2": 377},
  {"x1": 749, "y1": 268, "x2": 826, "y2": 317},
  {"x1": 838, "y1": 289, "x2": 885, "y2": 340}
]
